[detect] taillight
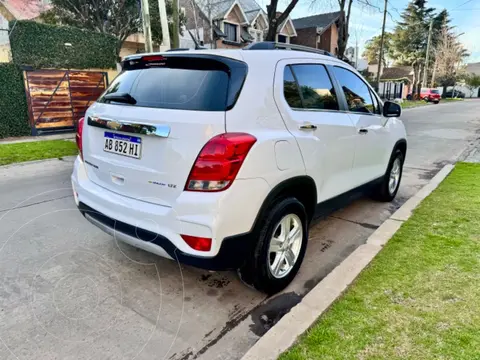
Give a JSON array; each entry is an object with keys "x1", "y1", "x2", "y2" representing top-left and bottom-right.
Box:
[
  {"x1": 181, "y1": 234, "x2": 212, "y2": 251},
  {"x1": 76, "y1": 117, "x2": 84, "y2": 160},
  {"x1": 185, "y1": 133, "x2": 257, "y2": 192}
]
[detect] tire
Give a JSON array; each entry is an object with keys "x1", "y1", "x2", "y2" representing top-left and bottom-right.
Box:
[
  {"x1": 238, "y1": 197, "x2": 308, "y2": 294},
  {"x1": 434, "y1": 101, "x2": 439, "y2": 104},
  {"x1": 424, "y1": 97, "x2": 430, "y2": 102},
  {"x1": 372, "y1": 149, "x2": 404, "y2": 202}
]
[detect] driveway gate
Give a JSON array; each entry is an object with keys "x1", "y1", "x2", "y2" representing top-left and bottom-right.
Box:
[{"x1": 24, "y1": 70, "x2": 108, "y2": 135}]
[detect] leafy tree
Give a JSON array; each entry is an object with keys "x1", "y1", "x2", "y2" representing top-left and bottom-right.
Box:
[
  {"x1": 391, "y1": 0, "x2": 450, "y2": 96},
  {"x1": 363, "y1": 32, "x2": 393, "y2": 67},
  {"x1": 41, "y1": 0, "x2": 142, "y2": 57},
  {"x1": 463, "y1": 73, "x2": 480, "y2": 97},
  {"x1": 42, "y1": 0, "x2": 183, "y2": 57}
]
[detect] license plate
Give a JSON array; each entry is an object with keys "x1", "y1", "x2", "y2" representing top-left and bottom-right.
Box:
[{"x1": 103, "y1": 132, "x2": 142, "y2": 159}]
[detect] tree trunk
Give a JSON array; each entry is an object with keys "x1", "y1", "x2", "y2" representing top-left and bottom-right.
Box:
[
  {"x1": 265, "y1": 22, "x2": 277, "y2": 41},
  {"x1": 171, "y1": 0, "x2": 180, "y2": 48},
  {"x1": 337, "y1": 16, "x2": 347, "y2": 58}
]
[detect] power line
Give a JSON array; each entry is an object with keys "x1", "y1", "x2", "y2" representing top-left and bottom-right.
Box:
[{"x1": 450, "y1": 0, "x2": 475, "y2": 11}]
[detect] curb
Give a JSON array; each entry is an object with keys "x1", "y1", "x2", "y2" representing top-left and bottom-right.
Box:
[
  {"x1": 0, "y1": 156, "x2": 77, "y2": 170},
  {"x1": 241, "y1": 164, "x2": 455, "y2": 360},
  {"x1": 0, "y1": 134, "x2": 74, "y2": 145}
]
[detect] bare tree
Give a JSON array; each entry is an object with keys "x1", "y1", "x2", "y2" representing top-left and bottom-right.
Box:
[
  {"x1": 265, "y1": 0, "x2": 300, "y2": 41},
  {"x1": 434, "y1": 24, "x2": 468, "y2": 96},
  {"x1": 312, "y1": 0, "x2": 379, "y2": 59}
]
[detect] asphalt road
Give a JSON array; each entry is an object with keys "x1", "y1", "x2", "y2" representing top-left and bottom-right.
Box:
[{"x1": 0, "y1": 100, "x2": 479, "y2": 360}]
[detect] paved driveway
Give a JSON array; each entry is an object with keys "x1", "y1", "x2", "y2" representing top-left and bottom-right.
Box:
[{"x1": 0, "y1": 100, "x2": 479, "y2": 360}]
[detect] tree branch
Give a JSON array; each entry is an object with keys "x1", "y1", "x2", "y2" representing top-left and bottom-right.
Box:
[{"x1": 276, "y1": 0, "x2": 300, "y2": 26}]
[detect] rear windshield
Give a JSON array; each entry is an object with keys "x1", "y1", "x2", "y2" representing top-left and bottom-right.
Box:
[
  {"x1": 99, "y1": 67, "x2": 229, "y2": 111},
  {"x1": 431, "y1": 89, "x2": 440, "y2": 94}
]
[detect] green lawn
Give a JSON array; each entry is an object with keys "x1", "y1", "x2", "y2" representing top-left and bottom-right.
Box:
[
  {"x1": 402, "y1": 98, "x2": 464, "y2": 109},
  {"x1": 280, "y1": 162, "x2": 480, "y2": 360},
  {"x1": 0, "y1": 140, "x2": 78, "y2": 166}
]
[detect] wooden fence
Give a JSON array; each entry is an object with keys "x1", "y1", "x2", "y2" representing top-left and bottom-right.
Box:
[{"x1": 24, "y1": 69, "x2": 108, "y2": 134}]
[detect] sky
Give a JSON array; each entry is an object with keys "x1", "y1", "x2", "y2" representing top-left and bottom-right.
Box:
[{"x1": 258, "y1": 0, "x2": 480, "y2": 64}]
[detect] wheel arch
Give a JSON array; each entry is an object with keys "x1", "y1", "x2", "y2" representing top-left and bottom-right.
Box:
[{"x1": 393, "y1": 138, "x2": 407, "y2": 159}]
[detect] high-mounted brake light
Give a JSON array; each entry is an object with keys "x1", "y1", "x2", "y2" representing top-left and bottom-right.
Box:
[
  {"x1": 76, "y1": 117, "x2": 85, "y2": 160},
  {"x1": 185, "y1": 133, "x2": 257, "y2": 192},
  {"x1": 142, "y1": 55, "x2": 166, "y2": 62}
]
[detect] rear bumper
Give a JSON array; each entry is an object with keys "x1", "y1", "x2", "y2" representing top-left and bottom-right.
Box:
[
  {"x1": 71, "y1": 156, "x2": 269, "y2": 270},
  {"x1": 77, "y1": 202, "x2": 253, "y2": 270}
]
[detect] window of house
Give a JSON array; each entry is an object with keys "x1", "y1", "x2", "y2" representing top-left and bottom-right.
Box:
[
  {"x1": 333, "y1": 66, "x2": 376, "y2": 114},
  {"x1": 224, "y1": 23, "x2": 238, "y2": 42},
  {"x1": 256, "y1": 31, "x2": 262, "y2": 42},
  {"x1": 278, "y1": 34, "x2": 287, "y2": 43},
  {"x1": 286, "y1": 64, "x2": 339, "y2": 110}
]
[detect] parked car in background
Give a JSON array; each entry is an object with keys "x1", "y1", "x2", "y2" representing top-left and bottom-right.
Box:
[
  {"x1": 72, "y1": 43, "x2": 407, "y2": 294},
  {"x1": 420, "y1": 88, "x2": 441, "y2": 103},
  {"x1": 444, "y1": 89, "x2": 465, "y2": 98}
]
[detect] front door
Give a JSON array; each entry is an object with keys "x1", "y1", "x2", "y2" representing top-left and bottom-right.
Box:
[
  {"x1": 331, "y1": 66, "x2": 390, "y2": 184},
  {"x1": 274, "y1": 60, "x2": 357, "y2": 203}
]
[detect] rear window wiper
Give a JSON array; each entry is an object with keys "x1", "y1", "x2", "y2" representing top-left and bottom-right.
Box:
[{"x1": 103, "y1": 92, "x2": 137, "y2": 105}]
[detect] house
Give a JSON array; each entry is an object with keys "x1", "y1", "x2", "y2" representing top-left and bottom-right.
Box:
[
  {"x1": 0, "y1": 0, "x2": 51, "y2": 62},
  {"x1": 291, "y1": 11, "x2": 342, "y2": 55},
  {"x1": 379, "y1": 66, "x2": 413, "y2": 99},
  {"x1": 0, "y1": 0, "x2": 145, "y2": 63},
  {"x1": 180, "y1": 0, "x2": 296, "y2": 49}
]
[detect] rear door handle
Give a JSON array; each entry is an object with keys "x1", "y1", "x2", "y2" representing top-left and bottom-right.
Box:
[
  {"x1": 299, "y1": 124, "x2": 317, "y2": 130},
  {"x1": 358, "y1": 128, "x2": 368, "y2": 134}
]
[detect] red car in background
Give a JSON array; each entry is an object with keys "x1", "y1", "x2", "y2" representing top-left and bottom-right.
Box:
[{"x1": 420, "y1": 88, "x2": 441, "y2": 103}]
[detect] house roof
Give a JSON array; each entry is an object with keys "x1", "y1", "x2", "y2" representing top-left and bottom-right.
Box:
[
  {"x1": 0, "y1": 0, "x2": 51, "y2": 20},
  {"x1": 198, "y1": 0, "x2": 265, "y2": 22},
  {"x1": 380, "y1": 66, "x2": 413, "y2": 81},
  {"x1": 292, "y1": 11, "x2": 342, "y2": 31}
]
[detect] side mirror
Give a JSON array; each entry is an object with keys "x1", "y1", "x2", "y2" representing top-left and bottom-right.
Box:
[{"x1": 383, "y1": 101, "x2": 401, "y2": 118}]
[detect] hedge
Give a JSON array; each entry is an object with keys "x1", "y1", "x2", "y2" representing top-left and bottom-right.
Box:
[
  {"x1": 0, "y1": 64, "x2": 30, "y2": 139},
  {"x1": 9, "y1": 21, "x2": 117, "y2": 69}
]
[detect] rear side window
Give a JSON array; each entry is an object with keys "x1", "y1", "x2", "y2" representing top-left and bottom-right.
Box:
[
  {"x1": 284, "y1": 64, "x2": 339, "y2": 110},
  {"x1": 333, "y1": 66, "x2": 376, "y2": 114},
  {"x1": 283, "y1": 66, "x2": 303, "y2": 108},
  {"x1": 98, "y1": 56, "x2": 247, "y2": 111}
]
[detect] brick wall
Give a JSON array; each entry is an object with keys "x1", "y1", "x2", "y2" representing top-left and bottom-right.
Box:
[
  {"x1": 318, "y1": 26, "x2": 331, "y2": 52},
  {"x1": 291, "y1": 27, "x2": 317, "y2": 48}
]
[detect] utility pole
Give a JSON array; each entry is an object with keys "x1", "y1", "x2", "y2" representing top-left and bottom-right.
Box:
[
  {"x1": 422, "y1": 19, "x2": 434, "y2": 88},
  {"x1": 171, "y1": 0, "x2": 180, "y2": 48},
  {"x1": 140, "y1": 0, "x2": 153, "y2": 52},
  {"x1": 375, "y1": 0, "x2": 388, "y2": 92},
  {"x1": 158, "y1": 0, "x2": 171, "y2": 50}
]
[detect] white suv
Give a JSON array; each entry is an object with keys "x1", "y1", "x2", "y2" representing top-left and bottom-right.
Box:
[{"x1": 72, "y1": 43, "x2": 406, "y2": 294}]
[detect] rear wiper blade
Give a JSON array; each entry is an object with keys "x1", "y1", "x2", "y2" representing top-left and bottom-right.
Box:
[{"x1": 104, "y1": 92, "x2": 137, "y2": 104}]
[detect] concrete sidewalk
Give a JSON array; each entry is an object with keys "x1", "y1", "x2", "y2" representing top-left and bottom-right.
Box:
[{"x1": 0, "y1": 133, "x2": 74, "y2": 145}]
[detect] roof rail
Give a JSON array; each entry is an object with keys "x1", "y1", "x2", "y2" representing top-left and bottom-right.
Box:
[{"x1": 243, "y1": 41, "x2": 333, "y2": 57}]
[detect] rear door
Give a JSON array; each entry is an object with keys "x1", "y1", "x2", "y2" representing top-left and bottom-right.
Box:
[
  {"x1": 331, "y1": 65, "x2": 390, "y2": 184},
  {"x1": 82, "y1": 54, "x2": 247, "y2": 206},
  {"x1": 274, "y1": 60, "x2": 357, "y2": 203}
]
